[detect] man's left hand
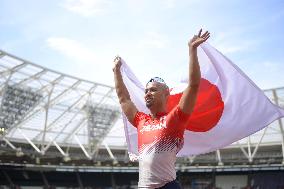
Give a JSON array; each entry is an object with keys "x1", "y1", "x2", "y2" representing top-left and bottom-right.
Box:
[{"x1": 188, "y1": 29, "x2": 210, "y2": 50}]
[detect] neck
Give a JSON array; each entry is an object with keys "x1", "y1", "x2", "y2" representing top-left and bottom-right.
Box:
[{"x1": 149, "y1": 106, "x2": 166, "y2": 118}]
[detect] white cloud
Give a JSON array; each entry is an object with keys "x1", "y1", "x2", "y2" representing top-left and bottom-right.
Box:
[
  {"x1": 46, "y1": 37, "x2": 120, "y2": 85},
  {"x1": 215, "y1": 44, "x2": 250, "y2": 54},
  {"x1": 163, "y1": 0, "x2": 176, "y2": 9},
  {"x1": 61, "y1": 0, "x2": 110, "y2": 17},
  {"x1": 235, "y1": 59, "x2": 284, "y2": 89},
  {"x1": 262, "y1": 61, "x2": 283, "y2": 73},
  {"x1": 139, "y1": 32, "x2": 169, "y2": 49},
  {"x1": 46, "y1": 37, "x2": 97, "y2": 63},
  {"x1": 211, "y1": 31, "x2": 259, "y2": 54}
]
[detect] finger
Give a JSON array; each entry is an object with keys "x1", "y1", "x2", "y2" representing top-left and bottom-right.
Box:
[
  {"x1": 197, "y1": 35, "x2": 210, "y2": 44},
  {"x1": 200, "y1": 34, "x2": 210, "y2": 42},
  {"x1": 198, "y1": 29, "x2": 202, "y2": 37},
  {"x1": 201, "y1": 31, "x2": 209, "y2": 38},
  {"x1": 202, "y1": 33, "x2": 210, "y2": 40},
  {"x1": 114, "y1": 55, "x2": 121, "y2": 61},
  {"x1": 204, "y1": 34, "x2": 210, "y2": 41}
]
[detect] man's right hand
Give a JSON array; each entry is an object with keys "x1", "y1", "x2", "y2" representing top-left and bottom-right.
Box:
[
  {"x1": 113, "y1": 55, "x2": 122, "y2": 72},
  {"x1": 113, "y1": 55, "x2": 138, "y2": 126}
]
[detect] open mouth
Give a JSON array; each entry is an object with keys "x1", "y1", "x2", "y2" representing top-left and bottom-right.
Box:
[
  {"x1": 146, "y1": 98, "x2": 153, "y2": 103},
  {"x1": 146, "y1": 98, "x2": 153, "y2": 108}
]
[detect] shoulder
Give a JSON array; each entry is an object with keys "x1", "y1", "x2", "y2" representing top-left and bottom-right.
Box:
[{"x1": 167, "y1": 106, "x2": 191, "y2": 122}]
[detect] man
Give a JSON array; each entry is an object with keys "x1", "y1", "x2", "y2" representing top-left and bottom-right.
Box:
[{"x1": 113, "y1": 29, "x2": 210, "y2": 188}]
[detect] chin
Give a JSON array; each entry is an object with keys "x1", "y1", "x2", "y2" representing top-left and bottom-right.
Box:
[{"x1": 146, "y1": 102, "x2": 153, "y2": 108}]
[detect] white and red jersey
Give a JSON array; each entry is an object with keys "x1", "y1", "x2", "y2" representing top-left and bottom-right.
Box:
[{"x1": 133, "y1": 106, "x2": 190, "y2": 188}]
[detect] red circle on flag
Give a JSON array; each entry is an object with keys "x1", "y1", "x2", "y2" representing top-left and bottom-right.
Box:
[{"x1": 167, "y1": 78, "x2": 224, "y2": 132}]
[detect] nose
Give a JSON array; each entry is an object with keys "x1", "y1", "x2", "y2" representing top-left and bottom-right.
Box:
[{"x1": 145, "y1": 91, "x2": 152, "y2": 98}]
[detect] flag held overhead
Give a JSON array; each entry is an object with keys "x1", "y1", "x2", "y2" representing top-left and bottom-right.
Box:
[{"x1": 120, "y1": 43, "x2": 284, "y2": 157}]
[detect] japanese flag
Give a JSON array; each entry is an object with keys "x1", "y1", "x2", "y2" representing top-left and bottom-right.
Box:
[{"x1": 120, "y1": 43, "x2": 284, "y2": 157}]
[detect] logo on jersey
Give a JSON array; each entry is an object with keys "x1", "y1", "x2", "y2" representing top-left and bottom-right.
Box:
[{"x1": 140, "y1": 116, "x2": 166, "y2": 134}]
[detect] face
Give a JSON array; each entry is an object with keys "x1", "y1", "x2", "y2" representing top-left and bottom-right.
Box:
[{"x1": 144, "y1": 82, "x2": 169, "y2": 109}]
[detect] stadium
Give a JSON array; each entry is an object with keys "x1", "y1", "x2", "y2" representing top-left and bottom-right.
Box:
[{"x1": 0, "y1": 48, "x2": 284, "y2": 189}]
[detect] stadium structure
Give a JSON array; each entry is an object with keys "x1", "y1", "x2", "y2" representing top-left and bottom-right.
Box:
[{"x1": 0, "y1": 49, "x2": 284, "y2": 189}]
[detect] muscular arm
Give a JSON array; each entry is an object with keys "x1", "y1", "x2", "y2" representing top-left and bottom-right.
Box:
[
  {"x1": 179, "y1": 29, "x2": 210, "y2": 114},
  {"x1": 113, "y1": 56, "x2": 138, "y2": 125}
]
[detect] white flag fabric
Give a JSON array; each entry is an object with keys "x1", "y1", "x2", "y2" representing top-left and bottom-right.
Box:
[{"x1": 120, "y1": 43, "x2": 284, "y2": 157}]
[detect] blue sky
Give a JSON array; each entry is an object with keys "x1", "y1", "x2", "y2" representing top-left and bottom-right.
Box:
[{"x1": 1, "y1": 0, "x2": 284, "y2": 89}]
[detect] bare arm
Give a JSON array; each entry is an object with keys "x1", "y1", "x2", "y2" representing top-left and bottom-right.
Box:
[
  {"x1": 113, "y1": 56, "x2": 138, "y2": 125},
  {"x1": 179, "y1": 29, "x2": 210, "y2": 114}
]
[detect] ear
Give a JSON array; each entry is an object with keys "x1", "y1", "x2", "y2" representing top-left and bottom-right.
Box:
[{"x1": 165, "y1": 88, "x2": 170, "y2": 96}]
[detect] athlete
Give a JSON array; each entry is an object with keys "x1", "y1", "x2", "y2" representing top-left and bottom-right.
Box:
[{"x1": 113, "y1": 29, "x2": 210, "y2": 188}]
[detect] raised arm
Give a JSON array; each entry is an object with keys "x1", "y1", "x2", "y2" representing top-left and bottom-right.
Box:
[
  {"x1": 178, "y1": 29, "x2": 210, "y2": 114},
  {"x1": 113, "y1": 56, "x2": 138, "y2": 125}
]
